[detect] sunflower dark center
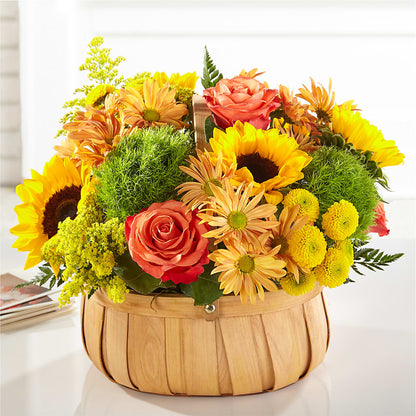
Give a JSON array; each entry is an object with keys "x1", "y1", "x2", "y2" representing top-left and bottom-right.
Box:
[
  {"x1": 94, "y1": 93, "x2": 109, "y2": 108},
  {"x1": 237, "y1": 152, "x2": 279, "y2": 183},
  {"x1": 42, "y1": 185, "x2": 82, "y2": 239},
  {"x1": 271, "y1": 235, "x2": 289, "y2": 254}
]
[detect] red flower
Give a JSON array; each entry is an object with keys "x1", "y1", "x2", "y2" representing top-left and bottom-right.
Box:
[
  {"x1": 125, "y1": 200, "x2": 210, "y2": 284},
  {"x1": 368, "y1": 202, "x2": 390, "y2": 237},
  {"x1": 203, "y1": 76, "x2": 280, "y2": 130}
]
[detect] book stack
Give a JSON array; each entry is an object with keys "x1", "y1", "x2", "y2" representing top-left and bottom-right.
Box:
[{"x1": 0, "y1": 273, "x2": 74, "y2": 331}]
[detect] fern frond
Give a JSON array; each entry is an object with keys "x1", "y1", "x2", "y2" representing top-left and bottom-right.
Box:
[{"x1": 201, "y1": 46, "x2": 223, "y2": 89}]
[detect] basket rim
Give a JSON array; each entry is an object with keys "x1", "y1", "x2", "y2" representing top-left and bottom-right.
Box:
[{"x1": 89, "y1": 284, "x2": 324, "y2": 320}]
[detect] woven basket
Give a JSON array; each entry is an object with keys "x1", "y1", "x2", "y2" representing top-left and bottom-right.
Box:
[{"x1": 81, "y1": 284, "x2": 330, "y2": 396}]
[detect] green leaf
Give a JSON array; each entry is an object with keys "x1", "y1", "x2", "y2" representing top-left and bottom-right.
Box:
[
  {"x1": 201, "y1": 46, "x2": 223, "y2": 89},
  {"x1": 204, "y1": 115, "x2": 217, "y2": 141},
  {"x1": 114, "y1": 251, "x2": 161, "y2": 295},
  {"x1": 180, "y1": 261, "x2": 223, "y2": 305}
]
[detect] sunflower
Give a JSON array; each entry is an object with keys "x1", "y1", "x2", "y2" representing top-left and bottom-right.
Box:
[
  {"x1": 209, "y1": 240, "x2": 286, "y2": 304},
  {"x1": 296, "y1": 78, "x2": 336, "y2": 123},
  {"x1": 266, "y1": 205, "x2": 310, "y2": 283},
  {"x1": 280, "y1": 271, "x2": 317, "y2": 296},
  {"x1": 177, "y1": 149, "x2": 236, "y2": 210},
  {"x1": 209, "y1": 121, "x2": 312, "y2": 204},
  {"x1": 10, "y1": 156, "x2": 91, "y2": 270},
  {"x1": 119, "y1": 79, "x2": 188, "y2": 133},
  {"x1": 85, "y1": 84, "x2": 115, "y2": 108},
  {"x1": 153, "y1": 72, "x2": 198, "y2": 90},
  {"x1": 198, "y1": 180, "x2": 278, "y2": 250},
  {"x1": 331, "y1": 105, "x2": 405, "y2": 168},
  {"x1": 239, "y1": 68, "x2": 265, "y2": 78},
  {"x1": 56, "y1": 93, "x2": 122, "y2": 167}
]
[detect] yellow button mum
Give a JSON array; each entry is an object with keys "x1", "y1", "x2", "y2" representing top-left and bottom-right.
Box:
[
  {"x1": 288, "y1": 224, "x2": 326, "y2": 269},
  {"x1": 322, "y1": 200, "x2": 359, "y2": 240},
  {"x1": 283, "y1": 189, "x2": 320, "y2": 222},
  {"x1": 280, "y1": 271, "x2": 317, "y2": 296},
  {"x1": 315, "y1": 248, "x2": 350, "y2": 288},
  {"x1": 335, "y1": 239, "x2": 354, "y2": 266}
]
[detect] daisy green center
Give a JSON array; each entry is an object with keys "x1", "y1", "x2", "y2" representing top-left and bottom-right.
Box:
[
  {"x1": 143, "y1": 108, "x2": 160, "y2": 122},
  {"x1": 203, "y1": 178, "x2": 222, "y2": 196},
  {"x1": 237, "y1": 254, "x2": 255, "y2": 274},
  {"x1": 227, "y1": 211, "x2": 248, "y2": 230}
]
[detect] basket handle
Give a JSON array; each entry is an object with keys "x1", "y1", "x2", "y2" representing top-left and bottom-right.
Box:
[{"x1": 192, "y1": 95, "x2": 212, "y2": 152}]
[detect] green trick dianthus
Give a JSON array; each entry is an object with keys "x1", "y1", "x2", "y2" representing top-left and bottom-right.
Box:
[
  {"x1": 302, "y1": 146, "x2": 379, "y2": 238},
  {"x1": 95, "y1": 126, "x2": 193, "y2": 221}
]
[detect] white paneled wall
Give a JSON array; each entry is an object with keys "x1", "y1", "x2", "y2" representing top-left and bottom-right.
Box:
[
  {"x1": 0, "y1": 0, "x2": 21, "y2": 185},
  {"x1": 15, "y1": 0, "x2": 416, "y2": 199}
]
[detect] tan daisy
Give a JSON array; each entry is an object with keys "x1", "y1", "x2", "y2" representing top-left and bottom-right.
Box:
[
  {"x1": 177, "y1": 149, "x2": 236, "y2": 210},
  {"x1": 266, "y1": 205, "x2": 310, "y2": 283},
  {"x1": 198, "y1": 180, "x2": 278, "y2": 249},
  {"x1": 209, "y1": 240, "x2": 286, "y2": 304},
  {"x1": 119, "y1": 79, "x2": 188, "y2": 133}
]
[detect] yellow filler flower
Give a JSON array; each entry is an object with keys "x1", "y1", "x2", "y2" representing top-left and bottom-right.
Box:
[
  {"x1": 198, "y1": 180, "x2": 278, "y2": 250},
  {"x1": 322, "y1": 200, "x2": 359, "y2": 240},
  {"x1": 288, "y1": 224, "x2": 327, "y2": 269},
  {"x1": 209, "y1": 240, "x2": 286, "y2": 304},
  {"x1": 177, "y1": 149, "x2": 236, "y2": 211},
  {"x1": 10, "y1": 156, "x2": 91, "y2": 270},
  {"x1": 331, "y1": 105, "x2": 405, "y2": 168},
  {"x1": 283, "y1": 189, "x2": 320, "y2": 222},
  {"x1": 315, "y1": 247, "x2": 350, "y2": 288},
  {"x1": 119, "y1": 79, "x2": 188, "y2": 133},
  {"x1": 209, "y1": 121, "x2": 312, "y2": 205},
  {"x1": 280, "y1": 271, "x2": 317, "y2": 296}
]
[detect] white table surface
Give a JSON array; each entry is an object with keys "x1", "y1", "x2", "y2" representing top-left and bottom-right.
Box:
[{"x1": 1, "y1": 188, "x2": 415, "y2": 416}]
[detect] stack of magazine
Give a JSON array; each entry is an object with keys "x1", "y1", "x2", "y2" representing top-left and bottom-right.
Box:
[{"x1": 0, "y1": 273, "x2": 74, "y2": 331}]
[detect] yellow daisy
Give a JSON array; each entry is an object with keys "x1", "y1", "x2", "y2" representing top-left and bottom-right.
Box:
[
  {"x1": 209, "y1": 240, "x2": 286, "y2": 304},
  {"x1": 153, "y1": 72, "x2": 199, "y2": 90},
  {"x1": 10, "y1": 156, "x2": 91, "y2": 270},
  {"x1": 85, "y1": 84, "x2": 115, "y2": 108},
  {"x1": 209, "y1": 121, "x2": 312, "y2": 205},
  {"x1": 288, "y1": 224, "x2": 327, "y2": 269},
  {"x1": 280, "y1": 271, "x2": 317, "y2": 296},
  {"x1": 331, "y1": 105, "x2": 405, "y2": 168},
  {"x1": 322, "y1": 200, "x2": 359, "y2": 240},
  {"x1": 266, "y1": 205, "x2": 310, "y2": 283},
  {"x1": 283, "y1": 189, "x2": 320, "y2": 222},
  {"x1": 177, "y1": 149, "x2": 236, "y2": 210},
  {"x1": 315, "y1": 247, "x2": 350, "y2": 288},
  {"x1": 198, "y1": 180, "x2": 278, "y2": 249},
  {"x1": 119, "y1": 79, "x2": 188, "y2": 133}
]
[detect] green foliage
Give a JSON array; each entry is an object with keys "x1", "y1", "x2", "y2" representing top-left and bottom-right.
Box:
[
  {"x1": 302, "y1": 146, "x2": 379, "y2": 238},
  {"x1": 319, "y1": 127, "x2": 390, "y2": 190},
  {"x1": 204, "y1": 115, "x2": 218, "y2": 141},
  {"x1": 180, "y1": 261, "x2": 223, "y2": 305},
  {"x1": 113, "y1": 251, "x2": 175, "y2": 295},
  {"x1": 14, "y1": 262, "x2": 64, "y2": 291},
  {"x1": 201, "y1": 46, "x2": 223, "y2": 89},
  {"x1": 95, "y1": 126, "x2": 193, "y2": 221},
  {"x1": 352, "y1": 242, "x2": 404, "y2": 276}
]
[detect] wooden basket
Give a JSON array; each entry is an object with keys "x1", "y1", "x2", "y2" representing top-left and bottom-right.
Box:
[{"x1": 81, "y1": 284, "x2": 330, "y2": 396}]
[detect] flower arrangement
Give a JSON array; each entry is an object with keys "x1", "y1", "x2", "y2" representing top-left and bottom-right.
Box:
[{"x1": 11, "y1": 38, "x2": 404, "y2": 307}]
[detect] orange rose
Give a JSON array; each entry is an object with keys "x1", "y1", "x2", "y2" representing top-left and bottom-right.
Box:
[
  {"x1": 203, "y1": 76, "x2": 280, "y2": 129},
  {"x1": 125, "y1": 200, "x2": 210, "y2": 284}
]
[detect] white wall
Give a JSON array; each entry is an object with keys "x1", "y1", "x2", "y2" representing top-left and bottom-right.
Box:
[{"x1": 17, "y1": 0, "x2": 416, "y2": 200}]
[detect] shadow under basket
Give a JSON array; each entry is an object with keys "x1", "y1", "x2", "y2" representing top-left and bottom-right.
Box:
[{"x1": 81, "y1": 284, "x2": 330, "y2": 396}]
